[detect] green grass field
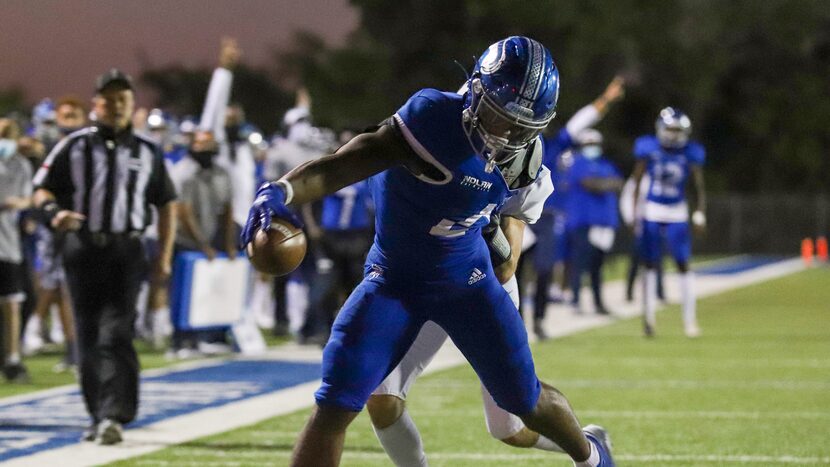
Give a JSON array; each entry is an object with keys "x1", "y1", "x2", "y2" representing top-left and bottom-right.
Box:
[
  {"x1": 1, "y1": 254, "x2": 723, "y2": 400},
  {"x1": 109, "y1": 266, "x2": 830, "y2": 466}
]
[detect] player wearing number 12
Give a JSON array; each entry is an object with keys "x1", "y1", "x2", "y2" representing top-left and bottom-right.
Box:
[
  {"x1": 631, "y1": 107, "x2": 707, "y2": 338},
  {"x1": 241, "y1": 36, "x2": 614, "y2": 467}
]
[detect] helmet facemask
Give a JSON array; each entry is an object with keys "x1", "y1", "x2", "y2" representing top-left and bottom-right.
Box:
[{"x1": 463, "y1": 77, "x2": 553, "y2": 173}]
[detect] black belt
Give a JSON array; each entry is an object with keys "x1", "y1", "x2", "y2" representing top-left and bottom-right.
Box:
[{"x1": 78, "y1": 231, "x2": 143, "y2": 248}]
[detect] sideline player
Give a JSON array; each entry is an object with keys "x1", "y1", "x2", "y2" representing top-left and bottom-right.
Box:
[
  {"x1": 531, "y1": 77, "x2": 625, "y2": 338},
  {"x1": 242, "y1": 37, "x2": 615, "y2": 467},
  {"x1": 631, "y1": 107, "x2": 706, "y2": 338}
]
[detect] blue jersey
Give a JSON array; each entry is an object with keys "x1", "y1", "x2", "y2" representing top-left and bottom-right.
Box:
[
  {"x1": 541, "y1": 128, "x2": 575, "y2": 212},
  {"x1": 320, "y1": 181, "x2": 372, "y2": 231},
  {"x1": 366, "y1": 89, "x2": 519, "y2": 288},
  {"x1": 634, "y1": 135, "x2": 705, "y2": 205},
  {"x1": 566, "y1": 154, "x2": 621, "y2": 229},
  {"x1": 164, "y1": 146, "x2": 188, "y2": 165}
]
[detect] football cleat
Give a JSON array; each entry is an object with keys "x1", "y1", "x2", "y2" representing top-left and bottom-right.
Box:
[
  {"x1": 583, "y1": 424, "x2": 615, "y2": 467},
  {"x1": 643, "y1": 319, "x2": 655, "y2": 338},
  {"x1": 684, "y1": 321, "x2": 701, "y2": 338}
]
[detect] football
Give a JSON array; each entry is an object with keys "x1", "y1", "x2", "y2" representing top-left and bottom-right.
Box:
[{"x1": 245, "y1": 217, "x2": 307, "y2": 276}]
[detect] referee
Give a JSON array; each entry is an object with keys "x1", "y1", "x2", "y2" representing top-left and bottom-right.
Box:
[{"x1": 32, "y1": 69, "x2": 177, "y2": 445}]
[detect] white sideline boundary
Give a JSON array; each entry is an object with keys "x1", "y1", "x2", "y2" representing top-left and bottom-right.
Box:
[{"x1": 3, "y1": 257, "x2": 807, "y2": 467}]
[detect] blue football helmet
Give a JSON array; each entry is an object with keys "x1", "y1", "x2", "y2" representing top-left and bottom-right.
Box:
[
  {"x1": 655, "y1": 107, "x2": 692, "y2": 148},
  {"x1": 463, "y1": 36, "x2": 560, "y2": 172}
]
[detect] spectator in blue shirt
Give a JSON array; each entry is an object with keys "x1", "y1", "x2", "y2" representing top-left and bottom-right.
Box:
[
  {"x1": 565, "y1": 129, "x2": 623, "y2": 315},
  {"x1": 524, "y1": 77, "x2": 624, "y2": 339},
  {"x1": 300, "y1": 170, "x2": 373, "y2": 345}
]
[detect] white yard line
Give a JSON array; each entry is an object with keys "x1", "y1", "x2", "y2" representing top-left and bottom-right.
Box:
[
  {"x1": 396, "y1": 409, "x2": 830, "y2": 420},
  {"x1": 126, "y1": 451, "x2": 830, "y2": 465},
  {"x1": 4, "y1": 257, "x2": 807, "y2": 467}
]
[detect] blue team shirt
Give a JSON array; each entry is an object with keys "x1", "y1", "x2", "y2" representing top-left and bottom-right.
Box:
[
  {"x1": 565, "y1": 153, "x2": 621, "y2": 229},
  {"x1": 633, "y1": 135, "x2": 705, "y2": 205},
  {"x1": 164, "y1": 146, "x2": 188, "y2": 165},
  {"x1": 320, "y1": 181, "x2": 372, "y2": 230},
  {"x1": 541, "y1": 128, "x2": 574, "y2": 212},
  {"x1": 366, "y1": 89, "x2": 517, "y2": 287}
]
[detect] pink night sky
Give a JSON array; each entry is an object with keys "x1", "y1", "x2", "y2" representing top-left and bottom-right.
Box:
[{"x1": 0, "y1": 0, "x2": 359, "y2": 106}]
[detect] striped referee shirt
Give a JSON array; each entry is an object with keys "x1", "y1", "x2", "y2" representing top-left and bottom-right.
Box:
[{"x1": 33, "y1": 125, "x2": 177, "y2": 234}]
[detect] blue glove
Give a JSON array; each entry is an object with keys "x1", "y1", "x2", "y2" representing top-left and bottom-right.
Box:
[{"x1": 240, "y1": 182, "x2": 303, "y2": 247}]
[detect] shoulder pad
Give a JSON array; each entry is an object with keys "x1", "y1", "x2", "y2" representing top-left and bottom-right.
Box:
[{"x1": 499, "y1": 136, "x2": 543, "y2": 190}]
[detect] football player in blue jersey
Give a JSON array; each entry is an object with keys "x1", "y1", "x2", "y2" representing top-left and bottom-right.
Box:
[
  {"x1": 368, "y1": 164, "x2": 569, "y2": 466},
  {"x1": 241, "y1": 36, "x2": 614, "y2": 467},
  {"x1": 631, "y1": 107, "x2": 707, "y2": 338}
]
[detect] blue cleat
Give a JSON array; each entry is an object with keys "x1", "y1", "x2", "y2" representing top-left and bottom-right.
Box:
[{"x1": 583, "y1": 424, "x2": 615, "y2": 467}]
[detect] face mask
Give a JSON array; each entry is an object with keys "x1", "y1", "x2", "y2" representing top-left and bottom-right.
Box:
[
  {"x1": 0, "y1": 139, "x2": 18, "y2": 159},
  {"x1": 581, "y1": 145, "x2": 602, "y2": 159},
  {"x1": 190, "y1": 150, "x2": 217, "y2": 168}
]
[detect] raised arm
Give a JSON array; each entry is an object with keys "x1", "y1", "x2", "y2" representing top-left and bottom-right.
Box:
[
  {"x1": 199, "y1": 38, "x2": 240, "y2": 142},
  {"x1": 565, "y1": 76, "x2": 625, "y2": 137}
]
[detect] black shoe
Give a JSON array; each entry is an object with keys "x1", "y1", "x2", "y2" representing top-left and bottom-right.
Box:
[
  {"x1": 298, "y1": 333, "x2": 328, "y2": 347},
  {"x1": 81, "y1": 423, "x2": 98, "y2": 442},
  {"x1": 2, "y1": 363, "x2": 31, "y2": 383},
  {"x1": 643, "y1": 322, "x2": 655, "y2": 338},
  {"x1": 533, "y1": 319, "x2": 549, "y2": 341},
  {"x1": 97, "y1": 418, "x2": 123, "y2": 445},
  {"x1": 596, "y1": 306, "x2": 611, "y2": 316}
]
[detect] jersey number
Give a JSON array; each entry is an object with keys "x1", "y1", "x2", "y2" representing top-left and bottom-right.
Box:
[
  {"x1": 429, "y1": 204, "x2": 496, "y2": 238},
  {"x1": 651, "y1": 161, "x2": 684, "y2": 198}
]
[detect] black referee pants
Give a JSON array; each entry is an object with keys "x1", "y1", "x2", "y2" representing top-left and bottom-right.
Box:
[{"x1": 63, "y1": 232, "x2": 146, "y2": 425}]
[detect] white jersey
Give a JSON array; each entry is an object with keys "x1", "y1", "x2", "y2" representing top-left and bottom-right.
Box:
[
  {"x1": 619, "y1": 174, "x2": 651, "y2": 226},
  {"x1": 499, "y1": 165, "x2": 553, "y2": 224},
  {"x1": 215, "y1": 141, "x2": 256, "y2": 227}
]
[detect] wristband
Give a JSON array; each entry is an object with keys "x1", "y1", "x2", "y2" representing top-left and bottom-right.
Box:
[
  {"x1": 691, "y1": 210, "x2": 706, "y2": 227},
  {"x1": 276, "y1": 180, "x2": 294, "y2": 205}
]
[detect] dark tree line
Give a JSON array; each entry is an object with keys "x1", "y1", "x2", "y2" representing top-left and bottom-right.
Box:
[{"x1": 117, "y1": 1, "x2": 830, "y2": 193}]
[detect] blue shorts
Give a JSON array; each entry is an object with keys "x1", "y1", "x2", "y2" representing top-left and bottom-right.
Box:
[
  {"x1": 315, "y1": 271, "x2": 541, "y2": 415},
  {"x1": 639, "y1": 220, "x2": 691, "y2": 265}
]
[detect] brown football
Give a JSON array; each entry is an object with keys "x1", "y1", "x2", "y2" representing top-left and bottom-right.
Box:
[{"x1": 245, "y1": 217, "x2": 307, "y2": 276}]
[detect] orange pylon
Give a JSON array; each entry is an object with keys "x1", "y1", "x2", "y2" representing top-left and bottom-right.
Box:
[
  {"x1": 816, "y1": 236, "x2": 828, "y2": 262},
  {"x1": 802, "y1": 238, "x2": 815, "y2": 266}
]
